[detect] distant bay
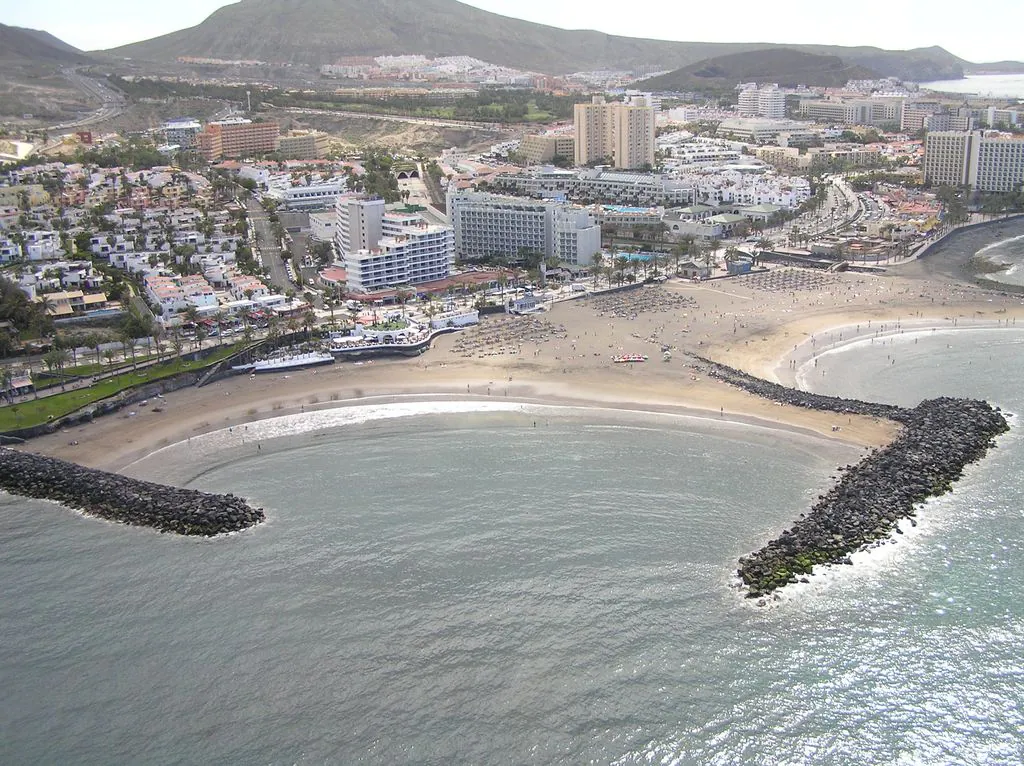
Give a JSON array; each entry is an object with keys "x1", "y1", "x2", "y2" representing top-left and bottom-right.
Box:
[{"x1": 920, "y1": 74, "x2": 1024, "y2": 99}]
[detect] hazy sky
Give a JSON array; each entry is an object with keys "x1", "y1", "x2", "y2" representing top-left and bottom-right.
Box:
[{"x1": 4, "y1": 0, "x2": 1022, "y2": 64}]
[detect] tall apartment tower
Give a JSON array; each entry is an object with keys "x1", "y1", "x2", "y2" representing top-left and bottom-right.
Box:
[
  {"x1": 923, "y1": 130, "x2": 1024, "y2": 192},
  {"x1": 613, "y1": 103, "x2": 656, "y2": 170},
  {"x1": 574, "y1": 96, "x2": 655, "y2": 170},
  {"x1": 923, "y1": 131, "x2": 974, "y2": 188},
  {"x1": 737, "y1": 85, "x2": 785, "y2": 119},
  {"x1": 335, "y1": 196, "x2": 385, "y2": 256},
  {"x1": 574, "y1": 96, "x2": 615, "y2": 167}
]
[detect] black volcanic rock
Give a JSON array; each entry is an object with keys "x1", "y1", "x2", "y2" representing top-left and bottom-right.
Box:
[
  {"x1": 0, "y1": 448, "x2": 264, "y2": 536},
  {"x1": 688, "y1": 355, "x2": 1010, "y2": 598}
]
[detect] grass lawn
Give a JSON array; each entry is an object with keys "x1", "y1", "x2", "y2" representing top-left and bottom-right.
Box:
[{"x1": 0, "y1": 346, "x2": 239, "y2": 432}]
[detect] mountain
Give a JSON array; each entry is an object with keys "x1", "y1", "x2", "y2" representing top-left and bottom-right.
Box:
[
  {"x1": 637, "y1": 49, "x2": 878, "y2": 91},
  {"x1": 103, "y1": 0, "x2": 974, "y2": 81},
  {"x1": 0, "y1": 24, "x2": 90, "y2": 63},
  {"x1": 964, "y1": 61, "x2": 1024, "y2": 75}
]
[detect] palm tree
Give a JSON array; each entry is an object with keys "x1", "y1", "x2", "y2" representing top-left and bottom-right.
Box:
[
  {"x1": 302, "y1": 309, "x2": 317, "y2": 339},
  {"x1": 42, "y1": 350, "x2": 58, "y2": 380},
  {"x1": 723, "y1": 247, "x2": 742, "y2": 274},
  {"x1": 671, "y1": 238, "x2": 690, "y2": 277},
  {"x1": 54, "y1": 331, "x2": 78, "y2": 368},
  {"x1": 152, "y1": 325, "x2": 165, "y2": 361},
  {"x1": 118, "y1": 328, "x2": 137, "y2": 370},
  {"x1": 1, "y1": 367, "x2": 13, "y2": 404},
  {"x1": 651, "y1": 253, "x2": 664, "y2": 278},
  {"x1": 614, "y1": 255, "x2": 629, "y2": 286},
  {"x1": 266, "y1": 315, "x2": 282, "y2": 344},
  {"x1": 214, "y1": 310, "x2": 227, "y2": 345},
  {"x1": 424, "y1": 295, "x2": 439, "y2": 322},
  {"x1": 103, "y1": 348, "x2": 118, "y2": 376},
  {"x1": 171, "y1": 331, "x2": 184, "y2": 359},
  {"x1": 44, "y1": 348, "x2": 71, "y2": 390},
  {"x1": 87, "y1": 333, "x2": 103, "y2": 372},
  {"x1": 395, "y1": 289, "x2": 413, "y2": 317},
  {"x1": 590, "y1": 252, "x2": 604, "y2": 287},
  {"x1": 698, "y1": 242, "x2": 716, "y2": 274}
]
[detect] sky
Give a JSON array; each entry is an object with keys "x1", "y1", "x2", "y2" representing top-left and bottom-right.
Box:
[{"x1": 4, "y1": 0, "x2": 1022, "y2": 64}]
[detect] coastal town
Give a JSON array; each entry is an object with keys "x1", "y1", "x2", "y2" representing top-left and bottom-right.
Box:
[
  {"x1": 4, "y1": 47, "x2": 1024, "y2": 555},
  {"x1": 3, "y1": 60, "x2": 1024, "y2": 426},
  {"x1": 5, "y1": 2, "x2": 1024, "y2": 764}
]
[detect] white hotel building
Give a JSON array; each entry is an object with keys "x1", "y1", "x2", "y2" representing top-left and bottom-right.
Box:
[
  {"x1": 446, "y1": 190, "x2": 601, "y2": 266},
  {"x1": 334, "y1": 195, "x2": 456, "y2": 293},
  {"x1": 924, "y1": 131, "x2": 1024, "y2": 193},
  {"x1": 335, "y1": 196, "x2": 385, "y2": 256},
  {"x1": 345, "y1": 224, "x2": 455, "y2": 293}
]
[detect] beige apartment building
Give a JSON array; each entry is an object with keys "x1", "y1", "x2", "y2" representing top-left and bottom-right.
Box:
[
  {"x1": 279, "y1": 131, "x2": 330, "y2": 160},
  {"x1": 613, "y1": 103, "x2": 657, "y2": 171},
  {"x1": 574, "y1": 96, "x2": 655, "y2": 170},
  {"x1": 196, "y1": 118, "x2": 280, "y2": 161},
  {"x1": 519, "y1": 134, "x2": 576, "y2": 165},
  {"x1": 574, "y1": 97, "x2": 615, "y2": 166}
]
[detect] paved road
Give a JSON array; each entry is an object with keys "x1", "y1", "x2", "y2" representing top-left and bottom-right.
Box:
[
  {"x1": 47, "y1": 69, "x2": 128, "y2": 132},
  {"x1": 247, "y1": 199, "x2": 295, "y2": 295}
]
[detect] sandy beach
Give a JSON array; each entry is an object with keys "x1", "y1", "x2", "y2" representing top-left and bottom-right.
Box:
[{"x1": 22, "y1": 229, "x2": 1024, "y2": 476}]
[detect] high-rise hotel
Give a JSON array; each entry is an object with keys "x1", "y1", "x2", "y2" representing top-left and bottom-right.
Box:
[
  {"x1": 574, "y1": 96, "x2": 655, "y2": 170},
  {"x1": 924, "y1": 131, "x2": 1024, "y2": 192}
]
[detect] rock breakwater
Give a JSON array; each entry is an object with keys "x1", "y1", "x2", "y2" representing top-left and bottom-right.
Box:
[
  {"x1": 689, "y1": 354, "x2": 907, "y2": 422},
  {"x1": 0, "y1": 448, "x2": 265, "y2": 536},
  {"x1": 688, "y1": 356, "x2": 1010, "y2": 598}
]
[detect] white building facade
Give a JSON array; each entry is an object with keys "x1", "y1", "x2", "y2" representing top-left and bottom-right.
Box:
[
  {"x1": 345, "y1": 225, "x2": 455, "y2": 293},
  {"x1": 446, "y1": 190, "x2": 600, "y2": 265},
  {"x1": 923, "y1": 131, "x2": 1024, "y2": 192},
  {"x1": 335, "y1": 196, "x2": 385, "y2": 256}
]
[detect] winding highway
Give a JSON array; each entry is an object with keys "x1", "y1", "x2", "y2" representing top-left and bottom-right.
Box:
[{"x1": 47, "y1": 69, "x2": 128, "y2": 132}]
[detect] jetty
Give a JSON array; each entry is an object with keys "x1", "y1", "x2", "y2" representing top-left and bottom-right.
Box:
[
  {"x1": 688, "y1": 355, "x2": 1010, "y2": 598},
  {"x1": 0, "y1": 448, "x2": 265, "y2": 536}
]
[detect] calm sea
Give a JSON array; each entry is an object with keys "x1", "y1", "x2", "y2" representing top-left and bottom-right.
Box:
[
  {"x1": 2, "y1": 333, "x2": 1023, "y2": 764},
  {"x1": 921, "y1": 73, "x2": 1024, "y2": 99}
]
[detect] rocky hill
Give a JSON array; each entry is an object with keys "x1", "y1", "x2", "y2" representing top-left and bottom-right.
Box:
[
  {"x1": 103, "y1": 0, "x2": 969, "y2": 81},
  {"x1": 0, "y1": 24, "x2": 90, "y2": 64},
  {"x1": 638, "y1": 49, "x2": 879, "y2": 91}
]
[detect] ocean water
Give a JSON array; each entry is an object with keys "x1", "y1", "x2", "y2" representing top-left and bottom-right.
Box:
[
  {"x1": 973, "y1": 233, "x2": 1024, "y2": 287},
  {"x1": 921, "y1": 73, "x2": 1024, "y2": 99},
  {"x1": 2, "y1": 331, "x2": 1024, "y2": 764}
]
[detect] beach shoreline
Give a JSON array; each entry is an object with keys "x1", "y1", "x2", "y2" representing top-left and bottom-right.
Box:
[{"x1": 17, "y1": 219, "x2": 1024, "y2": 476}]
